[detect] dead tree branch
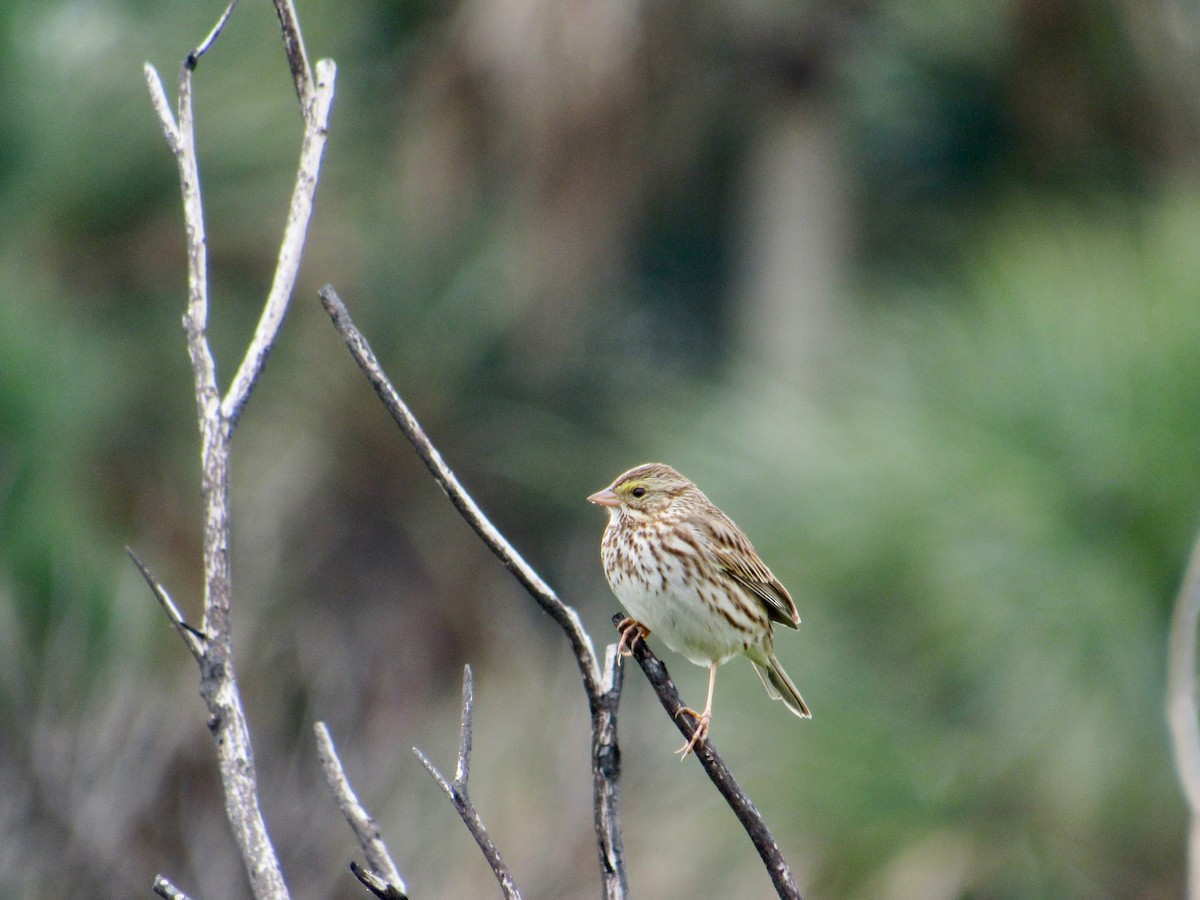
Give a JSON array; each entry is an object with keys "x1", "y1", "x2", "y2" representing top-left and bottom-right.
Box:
[
  {"x1": 136, "y1": 3, "x2": 336, "y2": 896},
  {"x1": 314, "y1": 723, "x2": 408, "y2": 896},
  {"x1": 1169, "y1": 533, "x2": 1200, "y2": 900},
  {"x1": 127, "y1": 548, "x2": 206, "y2": 660},
  {"x1": 615, "y1": 614, "x2": 803, "y2": 900},
  {"x1": 414, "y1": 667, "x2": 521, "y2": 900},
  {"x1": 318, "y1": 283, "x2": 629, "y2": 899}
]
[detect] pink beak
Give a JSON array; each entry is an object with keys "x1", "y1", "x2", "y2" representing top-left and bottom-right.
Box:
[{"x1": 588, "y1": 488, "x2": 620, "y2": 508}]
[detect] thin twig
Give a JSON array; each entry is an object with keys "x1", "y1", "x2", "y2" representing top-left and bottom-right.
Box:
[
  {"x1": 592, "y1": 642, "x2": 625, "y2": 884},
  {"x1": 222, "y1": 56, "x2": 336, "y2": 426},
  {"x1": 143, "y1": 65, "x2": 182, "y2": 151},
  {"x1": 316, "y1": 285, "x2": 599, "y2": 693},
  {"x1": 616, "y1": 614, "x2": 803, "y2": 900},
  {"x1": 189, "y1": 0, "x2": 241, "y2": 67},
  {"x1": 314, "y1": 723, "x2": 407, "y2": 893},
  {"x1": 270, "y1": 0, "x2": 314, "y2": 107},
  {"x1": 414, "y1": 667, "x2": 522, "y2": 900},
  {"x1": 1169, "y1": 533, "x2": 1200, "y2": 900},
  {"x1": 127, "y1": 548, "x2": 206, "y2": 660},
  {"x1": 152, "y1": 875, "x2": 195, "y2": 900},
  {"x1": 318, "y1": 284, "x2": 628, "y2": 898}
]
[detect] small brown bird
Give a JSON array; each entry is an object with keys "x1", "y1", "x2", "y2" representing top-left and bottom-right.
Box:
[{"x1": 589, "y1": 463, "x2": 810, "y2": 756}]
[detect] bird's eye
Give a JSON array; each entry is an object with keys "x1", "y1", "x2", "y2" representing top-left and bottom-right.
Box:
[{"x1": 630, "y1": 486, "x2": 646, "y2": 498}]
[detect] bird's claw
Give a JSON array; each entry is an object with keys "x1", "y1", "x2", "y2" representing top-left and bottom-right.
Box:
[
  {"x1": 615, "y1": 617, "x2": 650, "y2": 657},
  {"x1": 674, "y1": 706, "x2": 710, "y2": 759}
]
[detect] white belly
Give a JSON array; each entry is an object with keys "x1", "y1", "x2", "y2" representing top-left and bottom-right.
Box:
[{"x1": 602, "y1": 529, "x2": 759, "y2": 666}]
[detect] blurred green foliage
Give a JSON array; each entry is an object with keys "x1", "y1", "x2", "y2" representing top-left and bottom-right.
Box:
[{"x1": 0, "y1": 0, "x2": 1197, "y2": 897}]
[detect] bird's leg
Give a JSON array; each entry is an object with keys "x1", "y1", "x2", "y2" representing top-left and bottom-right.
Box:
[
  {"x1": 675, "y1": 661, "x2": 718, "y2": 758},
  {"x1": 615, "y1": 617, "x2": 651, "y2": 657}
]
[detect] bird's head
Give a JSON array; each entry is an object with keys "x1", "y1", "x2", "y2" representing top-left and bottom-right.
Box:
[{"x1": 588, "y1": 463, "x2": 700, "y2": 521}]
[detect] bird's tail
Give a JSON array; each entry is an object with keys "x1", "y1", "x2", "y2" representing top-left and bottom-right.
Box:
[{"x1": 753, "y1": 651, "x2": 811, "y2": 719}]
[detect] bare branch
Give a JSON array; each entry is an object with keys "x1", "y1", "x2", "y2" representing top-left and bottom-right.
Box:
[
  {"x1": 146, "y1": 43, "x2": 285, "y2": 894},
  {"x1": 189, "y1": 0, "x2": 240, "y2": 66},
  {"x1": 615, "y1": 614, "x2": 803, "y2": 900},
  {"x1": 318, "y1": 283, "x2": 628, "y2": 898},
  {"x1": 349, "y1": 862, "x2": 409, "y2": 900},
  {"x1": 1169, "y1": 533, "x2": 1200, "y2": 899},
  {"x1": 314, "y1": 723, "x2": 406, "y2": 893},
  {"x1": 126, "y1": 547, "x2": 206, "y2": 660},
  {"x1": 143, "y1": 65, "x2": 182, "y2": 150},
  {"x1": 222, "y1": 56, "x2": 337, "y2": 427},
  {"x1": 414, "y1": 667, "x2": 522, "y2": 900},
  {"x1": 142, "y1": 2, "x2": 336, "y2": 897},
  {"x1": 454, "y1": 665, "x2": 475, "y2": 785},
  {"x1": 316, "y1": 285, "x2": 600, "y2": 693},
  {"x1": 270, "y1": 0, "x2": 314, "y2": 107},
  {"x1": 145, "y1": 58, "x2": 219, "y2": 437},
  {"x1": 591, "y1": 643, "x2": 626, "y2": 889},
  {"x1": 152, "y1": 875, "x2": 194, "y2": 900}
]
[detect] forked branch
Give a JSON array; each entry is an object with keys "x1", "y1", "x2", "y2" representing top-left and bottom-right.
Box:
[
  {"x1": 414, "y1": 667, "x2": 522, "y2": 900},
  {"x1": 137, "y1": 1, "x2": 336, "y2": 896}
]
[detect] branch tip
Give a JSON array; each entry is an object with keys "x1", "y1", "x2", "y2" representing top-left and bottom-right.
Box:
[
  {"x1": 126, "y1": 547, "x2": 205, "y2": 660},
  {"x1": 456, "y1": 665, "x2": 474, "y2": 787},
  {"x1": 191, "y1": 0, "x2": 241, "y2": 65},
  {"x1": 316, "y1": 723, "x2": 407, "y2": 892}
]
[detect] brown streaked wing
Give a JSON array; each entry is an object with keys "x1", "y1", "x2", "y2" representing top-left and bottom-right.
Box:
[{"x1": 697, "y1": 512, "x2": 800, "y2": 629}]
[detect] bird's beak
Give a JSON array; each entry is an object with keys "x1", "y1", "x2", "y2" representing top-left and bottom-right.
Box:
[{"x1": 588, "y1": 488, "x2": 620, "y2": 508}]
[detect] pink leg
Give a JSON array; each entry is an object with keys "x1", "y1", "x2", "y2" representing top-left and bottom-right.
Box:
[{"x1": 675, "y1": 661, "x2": 718, "y2": 758}]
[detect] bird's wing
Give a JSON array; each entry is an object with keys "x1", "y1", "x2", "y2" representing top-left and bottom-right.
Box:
[{"x1": 702, "y1": 515, "x2": 800, "y2": 629}]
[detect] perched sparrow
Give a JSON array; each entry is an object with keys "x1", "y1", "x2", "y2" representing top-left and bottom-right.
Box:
[{"x1": 589, "y1": 463, "x2": 810, "y2": 756}]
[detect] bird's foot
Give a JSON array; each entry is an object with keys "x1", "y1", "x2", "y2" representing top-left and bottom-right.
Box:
[
  {"x1": 615, "y1": 617, "x2": 650, "y2": 657},
  {"x1": 674, "y1": 706, "x2": 711, "y2": 759}
]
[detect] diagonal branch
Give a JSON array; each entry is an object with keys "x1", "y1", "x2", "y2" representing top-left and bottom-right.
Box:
[
  {"x1": 318, "y1": 283, "x2": 627, "y2": 898},
  {"x1": 1169, "y1": 532, "x2": 1200, "y2": 900},
  {"x1": 615, "y1": 614, "x2": 803, "y2": 900},
  {"x1": 221, "y1": 55, "x2": 336, "y2": 427},
  {"x1": 314, "y1": 723, "x2": 407, "y2": 895},
  {"x1": 316, "y1": 286, "x2": 601, "y2": 695},
  {"x1": 126, "y1": 548, "x2": 206, "y2": 661},
  {"x1": 414, "y1": 667, "x2": 522, "y2": 900},
  {"x1": 189, "y1": 0, "x2": 240, "y2": 66},
  {"x1": 270, "y1": 0, "x2": 314, "y2": 108}
]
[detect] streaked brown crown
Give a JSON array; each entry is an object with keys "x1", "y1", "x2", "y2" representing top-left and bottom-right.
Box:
[{"x1": 602, "y1": 462, "x2": 706, "y2": 518}]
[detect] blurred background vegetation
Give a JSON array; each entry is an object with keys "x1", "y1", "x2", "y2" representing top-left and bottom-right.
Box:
[{"x1": 1, "y1": 0, "x2": 1197, "y2": 896}]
